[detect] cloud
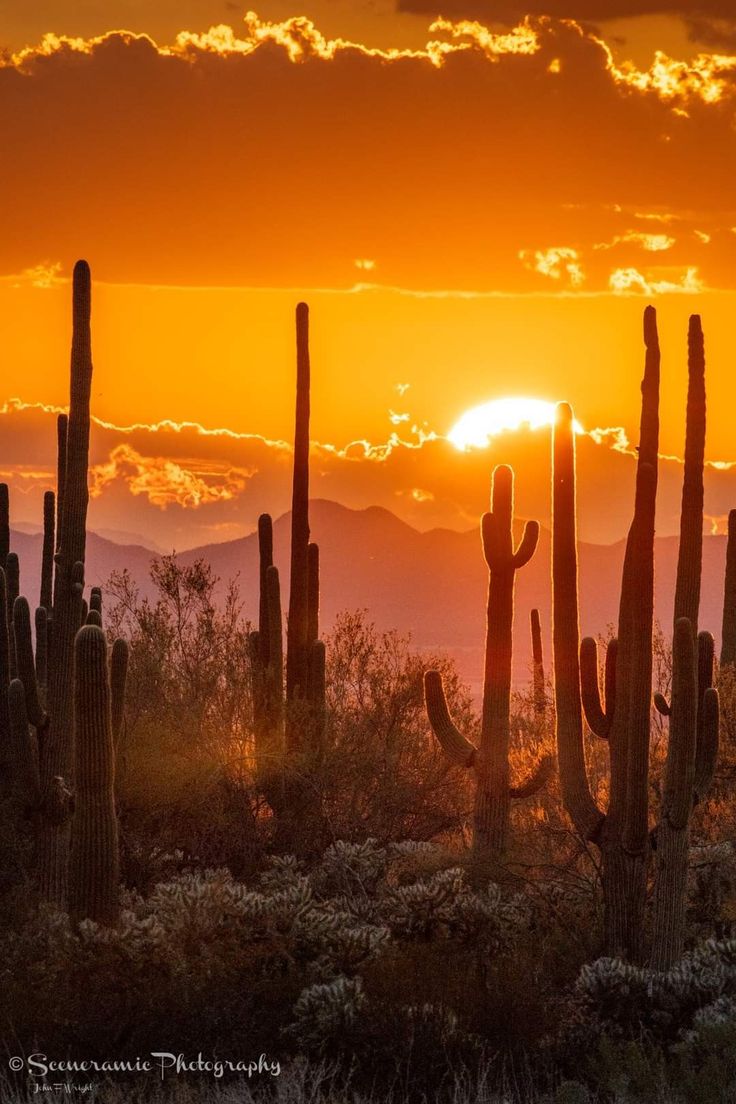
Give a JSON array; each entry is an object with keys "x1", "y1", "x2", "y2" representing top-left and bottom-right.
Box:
[
  {"x1": 519, "y1": 247, "x2": 586, "y2": 286},
  {"x1": 608, "y1": 265, "x2": 704, "y2": 293},
  {"x1": 3, "y1": 12, "x2": 736, "y2": 292},
  {"x1": 89, "y1": 443, "x2": 253, "y2": 507},
  {"x1": 396, "y1": 1, "x2": 736, "y2": 22},
  {"x1": 594, "y1": 230, "x2": 676, "y2": 251}
]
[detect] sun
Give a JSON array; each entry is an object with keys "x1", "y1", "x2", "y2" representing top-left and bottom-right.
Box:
[{"x1": 448, "y1": 397, "x2": 582, "y2": 451}]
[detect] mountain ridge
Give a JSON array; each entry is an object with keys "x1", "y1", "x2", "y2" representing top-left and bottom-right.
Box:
[{"x1": 8, "y1": 499, "x2": 727, "y2": 691}]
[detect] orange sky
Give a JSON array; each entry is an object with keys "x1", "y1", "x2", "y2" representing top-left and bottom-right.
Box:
[{"x1": 2, "y1": 4, "x2": 736, "y2": 548}]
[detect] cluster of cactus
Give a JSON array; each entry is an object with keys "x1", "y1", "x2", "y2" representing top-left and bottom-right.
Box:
[
  {"x1": 249, "y1": 303, "x2": 327, "y2": 843},
  {"x1": 2, "y1": 261, "x2": 129, "y2": 924},
  {"x1": 424, "y1": 464, "x2": 553, "y2": 873},
  {"x1": 553, "y1": 308, "x2": 720, "y2": 965}
]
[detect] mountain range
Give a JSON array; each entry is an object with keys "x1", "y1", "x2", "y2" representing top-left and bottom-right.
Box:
[{"x1": 9, "y1": 500, "x2": 728, "y2": 693}]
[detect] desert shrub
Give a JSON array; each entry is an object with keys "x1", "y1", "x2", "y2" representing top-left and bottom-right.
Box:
[{"x1": 320, "y1": 611, "x2": 475, "y2": 843}]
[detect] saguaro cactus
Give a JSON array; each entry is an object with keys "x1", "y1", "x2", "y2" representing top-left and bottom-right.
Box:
[
  {"x1": 68, "y1": 625, "x2": 120, "y2": 925},
  {"x1": 425, "y1": 464, "x2": 552, "y2": 869},
  {"x1": 250, "y1": 305, "x2": 327, "y2": 845},
  {"x1": 553, "y1": 306, "x2": 660, "y2": 961},
  {"x1": 651, "y1": 618, "x2": 719, "y2": 970},
  {"x1": 37, "y1": 260, "x2": 94, "y2": 907}
]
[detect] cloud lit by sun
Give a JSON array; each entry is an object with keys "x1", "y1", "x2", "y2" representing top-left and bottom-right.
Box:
[{"x1": 448, "y1": 398, "x2": 583, "y2": 451}]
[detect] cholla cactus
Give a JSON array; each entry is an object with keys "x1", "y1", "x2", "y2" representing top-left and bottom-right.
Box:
[
  {"x1": 311, "y1": 839, "x2": 390, "y2": 897},
  {"x1": 289, "y1": 976, "x2": 367, "y2": 1047}
]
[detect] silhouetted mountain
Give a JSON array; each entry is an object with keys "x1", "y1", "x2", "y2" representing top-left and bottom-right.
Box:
[{"x1": 9, "y1": 500, "x2": 729, "y2": 693}]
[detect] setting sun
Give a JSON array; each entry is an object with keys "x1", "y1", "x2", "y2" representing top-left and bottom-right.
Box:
[{"x1": 448, "y1": 397, "x2": 583, "y2": 450}]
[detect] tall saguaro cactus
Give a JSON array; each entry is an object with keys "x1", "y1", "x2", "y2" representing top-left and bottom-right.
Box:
[
  {"x1": 36, "y1": 260, "x2": 94, "y2": 907},
  {"x1": 68, "y1": 625, "x2": 120, "y2": 925},
  {"x1": 425, "y1": 464, "x2": 552, "y2": 870},
  {"x1": 553, "y1": 306, "x2": 660, "y2": 961},
  {"x1": 250, "y1": 304, "x2": 327, "y2": 845}
]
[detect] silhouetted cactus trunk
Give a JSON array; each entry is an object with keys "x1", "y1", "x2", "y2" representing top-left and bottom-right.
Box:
[
  {"x1": 250, "y1": 513, "x2": 285, "y2": 794},
  {"x1": 651, "y1": 618, "x2": 719, "y2": 970},
  {"x1": 721, "y1": 510, "x2": 736, "y2": 668},
  {"x1": 39, "y1": 260, "x2": 93, "y2": 908},
  {"x1": 554, "y1": 307, "x2": 659, "y2": 962},
  {"x1": 426, "y1": 465, "x2": 551, "y2": 872},
  {"x1": 40, "y1": 490, "x2": 55, "y2": 615},
  {"x1": 68, "y1": 625, "x2": 120, "y2": 925},
  {"x1": 286, "y1": 302, "x2": 311, "y2": 710},
  {"x1": 0, "y1": 569, "x2": 10, "y2": 794},
  {"x1": 672, "y1": 316, "x2": 705, "y2": 633}
]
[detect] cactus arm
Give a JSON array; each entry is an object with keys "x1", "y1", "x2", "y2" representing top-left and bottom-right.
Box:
[
  {"x1": 530, "y1": 608, "x2": 545, "y2": 721},
  {"x1": 86, "y1": 609, "x2": 102, "y2": 627},
  {"x1": 513, "y1": 520, "x2": 540, "y2": 569},
  {"x1": 8, "y1": 678, "x2": 40, "y2": 812},
  {"x1": 552, "y1": 402, "x2": 605, "y2": 841},
  {"x1": 110, "y1": 638, "x2": 129, "y2": 748},
  {"x1": 580, "y1": 636, "x2": 612, "y2": 738},
  {"x1": 0, "y1": 484, "x2": 8, "y2": 571},
  {"x1": 89, "y1": 586, "x2": 102, "y2": 619},
  {"x1": 721, "y1": 510, "x2": 736, "y2": 667},
  {"x1": 694, "y1": 686, "x2": 719, "y2": 804},
  {"x1": 662, "y1": 619, "x2": 698, "y2": 831},
  {"x1": 13, "y1": 597, "x2": 48, "y2": 731},
  {"x1": 654, "y1": 693, "x2": 671, "y2": 717},
  {"x1": 55, "y1": 413, "x2": 68, "y2": 554},
  {"x1": 509, "y1": 753, "x2": 554, "y2": 798},
  {"x1": 257, "y1": 513, "x2": 273, "y2": 661},
  {"x1": 605, "y1": 639, "x2": 618, "y2": 722},
  {"x1": 697, "y1": 631, "x2": 714, "y2": 696},
  {"x1": 40, "y1": 491, "x2": 55, "y2": 614},
  {"x1": 6, "y1": 552, "x2": 19, "y2": 680},
  {"x1": 307, "y1": 542, "x2": 320, "y2": 646},
  {"x1": 34, "y1": 607, "x2": 48, "y2": 694},
  {"x1": 424, "y1": 670, "x2": 477, "y2": 768}
]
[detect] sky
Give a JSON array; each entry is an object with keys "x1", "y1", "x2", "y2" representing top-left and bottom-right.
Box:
[{"x1": 2, "y1": 2, "x2": 736, "y2": 549}]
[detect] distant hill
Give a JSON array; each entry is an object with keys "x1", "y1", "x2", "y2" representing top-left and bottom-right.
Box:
[{"x1": 8, "y1": 500, "x2": 729, "y2": 692}]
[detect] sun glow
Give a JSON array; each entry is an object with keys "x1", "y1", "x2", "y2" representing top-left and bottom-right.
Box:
[{"x1": 448, "y1": 397, "x2": 582, "y2": 450}]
